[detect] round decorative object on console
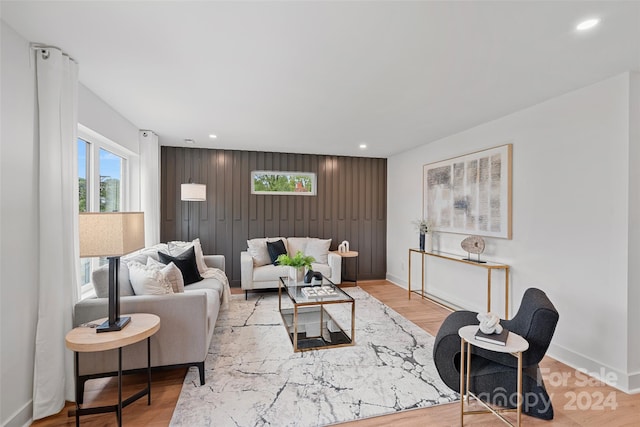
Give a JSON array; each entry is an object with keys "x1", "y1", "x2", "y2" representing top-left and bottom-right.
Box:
[{"x1": 461, "y1": 235, "x2": 485, "y2": 254}]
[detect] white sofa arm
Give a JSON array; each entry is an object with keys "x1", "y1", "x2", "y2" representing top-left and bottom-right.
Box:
[
  {"x1": 203, "y1": 254, "x2": 225, "y2": 271},
  {"x1": 328, "y1": 252, "x2": 342, "y2": 284},
  {"x1": 73, "y1": 292, "x2": 210, "y2": 375},
  {"x1": 240, "y1": 251, "x2": 254, "y2": 290}
]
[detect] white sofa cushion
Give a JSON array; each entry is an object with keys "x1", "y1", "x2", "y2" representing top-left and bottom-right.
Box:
[
  {"x1": 168, "y1": 238, "x2": 208, "y2": 274},
  {"x1": 122, "y1": 243, "x2": 169, "y2": 264},
  {"x1": 128, "y1": 261, "x2": 174, "y2": 295},
  {"x1": 306, "y1": 238, "x2": 331, "y2": 264},
  {"x1": 91, "y1": 261, "x2": 134, "y2": 298},
  {"x1": 310, "y1": 262, "x2": 331, "y2": 277},
  {"x1": 247, "y1": 237, "x2": 288, "y2": 266},
  {"x1": 287, "y1": 237, "x2": 331, "y2": 264},
  {"x1": 147, "y1": 257, "x2": 185, "y2": 293},
  {"x1": 253, "y1": 264, "x2": 289, "y2": 281},
  {"x1": 287, "y1": 237, "x2": 308, "y2": 257}
]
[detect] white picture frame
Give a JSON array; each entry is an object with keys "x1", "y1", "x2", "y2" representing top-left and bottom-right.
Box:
[{"x1": 251, "y1": 170, "x2": 317, "y2": 196}]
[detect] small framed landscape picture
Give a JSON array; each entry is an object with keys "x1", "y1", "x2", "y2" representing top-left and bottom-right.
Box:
[{"x1": 251, "y1": 171, "x2": 317, "y2": 196}]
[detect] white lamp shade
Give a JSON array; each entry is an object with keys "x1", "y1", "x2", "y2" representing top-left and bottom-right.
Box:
[
  {"x1": 181, "y1": 183, "x2": 207, "y2": 201},
  {"x1": 79, "y1": 212, "x2": 145, "y2": 257}
]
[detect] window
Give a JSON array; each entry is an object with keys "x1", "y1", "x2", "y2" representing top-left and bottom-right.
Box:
[
  {"x1": 78, "y1": 139, "x2": 91, "y2": 286},
  {"x1": 78, "y1": 140, "x2": 88, "y2": 212},
  {"x1": 99, "y1": 148, "x2": 123, "y2": 212},
  {"x1": 77, "y1": 128, "x2": 130, "y2": 296}
]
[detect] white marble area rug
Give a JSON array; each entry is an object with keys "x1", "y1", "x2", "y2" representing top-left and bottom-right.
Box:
[{"x1": 170, "y1": 287, "x2": 458, "y2": 427}]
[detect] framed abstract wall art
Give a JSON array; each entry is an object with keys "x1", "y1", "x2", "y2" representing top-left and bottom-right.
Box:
[
  {"x1": 251, "y1": 171, "x2": 317, "y2": 195},
  {"x1": 423, "y1": 144, "x2": 512, "y2": 239}
]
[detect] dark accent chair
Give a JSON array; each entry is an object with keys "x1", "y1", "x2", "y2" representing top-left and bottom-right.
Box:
[{"x1": 433, "y1": 288, "x2": 559, "y2": 420}]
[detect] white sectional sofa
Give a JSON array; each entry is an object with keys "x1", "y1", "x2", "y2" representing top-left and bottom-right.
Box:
[
  {"x1": 241, "y1": 237, "x2": 341, "y2": 299},
  {"x1": 73, "y1": 241, "x2": 229, "y2": 400}
]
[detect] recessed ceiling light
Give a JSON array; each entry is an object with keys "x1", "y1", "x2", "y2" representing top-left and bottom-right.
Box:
[
  {"x1": 209, "y1": 134, "x2": 217, "y2": 139},
  {"x1": 576, "y1": 18, "x2": 600, "y2": 31},
  {"x1": 359, "y1": 143, "x2": 367, "y2": 149},
  {"x1": 184, "y1": 139, "x2": 195, "y2": 144}
]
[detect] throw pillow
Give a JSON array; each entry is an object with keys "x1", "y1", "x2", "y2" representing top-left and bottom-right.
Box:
[
  {"x1": 306, "y1": 238, "x2": 332, "y2": 264},
  {"x1": 127, "y1": 261, "x2": 174, "y2": 295},
  {"x1": 91, "y1": 261, "x2": 134, "y2": 298},
  {"x1": 158, "y1": 246, "x2": 203, "y2": 286},
  {"x1": 147, "y1": 257, "x2": 185, "y2": 293},
  {"x1": 246, "y1": 238, "x2": 271, "y2": 267},
  {"x1": 266, "y1": 239, "x2": 288, "y2": 265},
  {"x1": 168, "y1": 238, "x2": 207, "y2": 274},
  {"x1": 122, "y1": 243, "x2": 168, "y2": 264},
  {"x1": 287, "y1": 237, "x2": 308, "y2": 258}
]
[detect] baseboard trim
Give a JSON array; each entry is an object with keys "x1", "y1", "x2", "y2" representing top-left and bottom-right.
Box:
[
  {"x1": 385, "y1": 273, "x2": 406, "y2": 288},
  {"x1": 628, "y1": 371, "x2": 640, "y2": 394},
  {"x1": 546, "y1": 342, "x2": 639, "y2": 394},
  {"x1": 2, "y1": 399, "x2": 32, "y2": 427},
  {"x1": 385, "y1": 274, "x2": 640, "y2": 395}
]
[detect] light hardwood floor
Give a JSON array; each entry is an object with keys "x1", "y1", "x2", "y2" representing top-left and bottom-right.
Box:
[{"x1": 34, "y1": 281, "x2": 640, "y2": 426}]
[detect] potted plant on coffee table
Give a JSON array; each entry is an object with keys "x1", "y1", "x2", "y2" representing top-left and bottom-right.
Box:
[{"x1": 276, "y1": 251, "x2": 315, "y2": 283}]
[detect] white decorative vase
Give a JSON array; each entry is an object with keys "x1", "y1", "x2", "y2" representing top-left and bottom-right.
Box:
[
  {"x1": 425, "y1": 233, "x2": 433, "y2": 252},
  {"x1": 289, "y1": 266, "x2": 304, "y2": 283}
]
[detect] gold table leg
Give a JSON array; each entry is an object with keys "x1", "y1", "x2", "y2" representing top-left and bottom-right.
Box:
[
  {"x1": 421, "y1": 252, "x2": 425, "y2": 299},
  {"x1": 517, "y1": 351, "x2": 523, "y2": 426},
  {"x1": 460, "y1": 338, "x2": 465, "y2": 426},
  {"x1": 293, "y1": 305, "x2": 298, "y2": 352},
  {"x1": 408, "y1": 249, "x2": 412, "y2": 300},
  {"x1": 487, "y1": 269, "x2": 492, "y2": 313},
  {"x1": 505, "y1": 267, "x2": 510, "y2": 319},
  {"x1": 351, "y1": 301, "x2": 356, "y2": 345}
]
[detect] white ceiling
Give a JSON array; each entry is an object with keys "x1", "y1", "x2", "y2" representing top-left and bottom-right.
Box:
[{"x1": 2, "y1": 1, "x2": 639, "y2": 158}]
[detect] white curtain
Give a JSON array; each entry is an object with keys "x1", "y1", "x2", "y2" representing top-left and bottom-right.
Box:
[
  {"x1": 140, "y1": 130, "x2": 161, "y2": 246},
  {"x1": 32, "y1": 47, "x2": 79, "y2": 419}
]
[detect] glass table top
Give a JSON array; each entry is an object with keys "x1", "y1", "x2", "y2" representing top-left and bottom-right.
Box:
[{"x1": 279, "y1": 275, "x2": 354, "y2": 305}]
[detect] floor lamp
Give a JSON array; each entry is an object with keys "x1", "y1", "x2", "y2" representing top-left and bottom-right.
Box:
[
  {"x1": 181, "y1": 181, "x2": 207, "y2": 241},
  {"x1": 79, "y1": 212, "x2": 145, "y2": 333}
]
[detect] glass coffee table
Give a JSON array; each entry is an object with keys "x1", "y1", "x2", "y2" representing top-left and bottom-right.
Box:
[{"x1": 278, "y1": 275, "x2": 355, "y2": 352}]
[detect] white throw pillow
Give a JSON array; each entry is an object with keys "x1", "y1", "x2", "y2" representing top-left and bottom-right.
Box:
[
  {"x1": 246, "y1": 238, "x2": 288, "y2": 267},
  {"x1": 168, "y1": 238, "x2": 207, "y2": 274},
  {"x1": 128, "y1": 261, "x2": 174, "y2": 295},
  {"x1": 91, "y1": 262, "x2": 134, "y2": 298},
  {"x1": 147, "y1": 257, "x2": 185, "y2": 293},
  {"x1": 286, "y1": 237, "x2": 308, "y2": 258},
  {"x1": 122, "y1": 243, "x2": 168, "y2": 264},
  {"x1": 306, "y1": 238, "x2": 332, "y2": 264}
]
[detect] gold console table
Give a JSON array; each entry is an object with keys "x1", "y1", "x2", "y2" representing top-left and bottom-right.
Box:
[{"x1": 408, "y1": 248, "x2": 511, "y2": 319}]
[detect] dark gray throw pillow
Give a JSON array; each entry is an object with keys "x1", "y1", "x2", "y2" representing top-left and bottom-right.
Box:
[
  {"x1": 158, "y1": 246, "x2": 203, "y2": 285},
  {"x1": 267, "y1": 239, "x2": 288, "y2": 265}
]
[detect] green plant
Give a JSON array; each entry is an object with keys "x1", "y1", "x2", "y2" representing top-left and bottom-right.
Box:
[{"x1": 276, "y1": 251, "x2": 315, "y2": 269}]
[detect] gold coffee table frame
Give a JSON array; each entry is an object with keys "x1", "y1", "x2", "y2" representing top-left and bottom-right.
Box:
[{"x1": 278, "y1": 276, "x2": 355, "y2": 352}]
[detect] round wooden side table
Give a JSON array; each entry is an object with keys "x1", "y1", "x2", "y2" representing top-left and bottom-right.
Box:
[
  {"x1": 458, "y1": 324, "x2": 529, "y2": 426},
  {"x1": 65, "y1": 313, "x2": 160, "y2": 427}
]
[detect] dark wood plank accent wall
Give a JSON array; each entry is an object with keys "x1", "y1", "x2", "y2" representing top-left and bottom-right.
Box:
[{"x1": 160, "y1": 147, "x2": 387, "y2": 287}]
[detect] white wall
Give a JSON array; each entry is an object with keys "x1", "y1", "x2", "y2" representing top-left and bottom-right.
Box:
[
  {"x1": 1, "y1": 21, "x2": 39, "y2": 427},
  {"x1": 78, "y1": 85, "x2": 139, "y2": 155},
  {"x1": 0, "y1": 20, "x2": 143, "y2": 426},
  {"x1": 387, "y1": 72, "x2": 639, "y2": 393},
  {"x1": 627, "y1": 72, "x2": 640, "y2": 391},
  {"x1": 78, "y1": 85, "x2": 141, "y2": 210}
]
